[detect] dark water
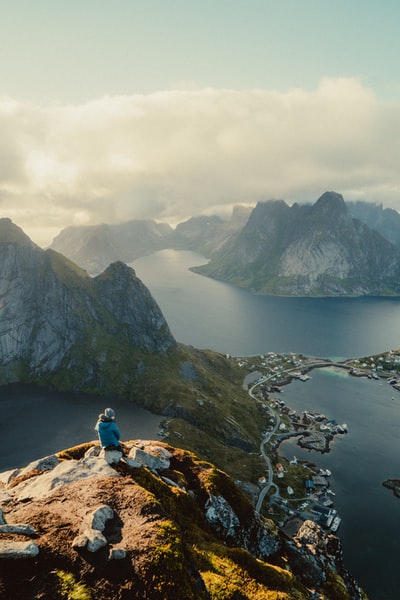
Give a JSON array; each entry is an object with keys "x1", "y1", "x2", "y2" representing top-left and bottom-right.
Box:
[
  {"x1": 132, "y1": 250, "x2": 400, "y2": 359},
  {"x1": 0, "y1": 384, "x2": 162, "y2": 472},
  {"x1": 278, "y1": 369, "x2": 400, "y2": 600}
]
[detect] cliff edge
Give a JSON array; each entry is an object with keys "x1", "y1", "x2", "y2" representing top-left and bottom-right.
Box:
[{"x1": 0, "y1": 441, "x2": 366, "y2": 600}]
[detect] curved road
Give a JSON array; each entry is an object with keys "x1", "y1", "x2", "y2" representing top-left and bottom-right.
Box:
[
  {"x1": 250, "y1": 360, "x2": 350, "y2": 514},
  {"x1": 248, "y1": 380, "x2": 281, "y2": 513}
]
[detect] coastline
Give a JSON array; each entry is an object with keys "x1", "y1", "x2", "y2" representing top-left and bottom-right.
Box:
[{"x1": 244, "y1": 349, "x2": 400, "y2": 536}]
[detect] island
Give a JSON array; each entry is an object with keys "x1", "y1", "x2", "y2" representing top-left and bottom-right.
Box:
[{"x1": 382, "y1": 479, "x2": 400, "y2": 498}]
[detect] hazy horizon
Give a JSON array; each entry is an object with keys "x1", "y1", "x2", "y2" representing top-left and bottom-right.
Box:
[{"x1": 1, "y1": 1, "x2": 400, "y2": 246}]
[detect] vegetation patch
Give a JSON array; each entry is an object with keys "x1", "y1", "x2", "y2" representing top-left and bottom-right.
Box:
[{"x1": 55, "y1": 570, "x2": 91, "y2": 600}]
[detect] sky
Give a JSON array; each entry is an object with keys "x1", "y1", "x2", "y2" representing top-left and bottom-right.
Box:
[{"x1": 1, "y1": 0, "x2": 400, "y2": 246}]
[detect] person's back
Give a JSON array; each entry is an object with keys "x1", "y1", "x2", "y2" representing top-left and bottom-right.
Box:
[{"x1": 95, "y1": 407, "x2": 121, "y2": 450}]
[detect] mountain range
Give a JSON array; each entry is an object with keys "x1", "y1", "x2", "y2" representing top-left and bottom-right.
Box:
[
  {"x1": 51, "y1": 206, "x2": 252, "y2": 276},
  {"x1": 50, "y1": 192, "x2": 400, "y2": 297},
  {"x1": 194, "y1": 192, "x2": 400, "y2": 296},
  {"x1": 347, "y1": 200, "x2": 400, "y2": 246}
]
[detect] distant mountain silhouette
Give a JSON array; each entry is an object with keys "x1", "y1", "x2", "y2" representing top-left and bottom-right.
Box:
[
  {"x1": 51, "y1": 219, "x2": 174, "y2": 275},
  {"x1": 347, "y1": 200, "x2": 400, "y2": 246},
  {"x1": 192, "y1": 192, "x2": 400, "y2": 296},
  {"x1": 50, "y1": 206, "x2": 252, "y2": 274}
]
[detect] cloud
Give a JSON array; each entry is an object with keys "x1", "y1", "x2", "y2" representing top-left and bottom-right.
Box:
[{"x1": 0, "y1": 78, "x2": 399, "y2": 246}]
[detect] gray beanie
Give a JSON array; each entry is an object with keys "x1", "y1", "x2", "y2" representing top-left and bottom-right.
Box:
[{"x1": 104, "y1": 407, "x2": 115, "y2": 419}]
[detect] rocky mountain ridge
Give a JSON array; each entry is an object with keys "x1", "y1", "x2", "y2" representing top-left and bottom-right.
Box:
[
  {"x1": 0, "y1": 218, "x2": 175, "y2": 390},
  {"x1": 194, "y1": 192, "x2": 400, "y2": 296},
  {"x1": 0, "y1": 440, "x2": 366, "y2": 599},
  {"x1": 50, "y1": 193, "x2": 400, "y2": 296}
]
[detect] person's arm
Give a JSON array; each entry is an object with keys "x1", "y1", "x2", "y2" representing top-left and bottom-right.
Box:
[{"x1": 113, "y1": 423, "x2": 121, "y2": 443}]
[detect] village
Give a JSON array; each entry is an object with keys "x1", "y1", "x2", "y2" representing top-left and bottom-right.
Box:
[
  {"x1": 233, "y1": 348, "x2": 400, "y2": 539},
  {"x1": 256, "y1": 388, "x2": 345, "y2": 537}
]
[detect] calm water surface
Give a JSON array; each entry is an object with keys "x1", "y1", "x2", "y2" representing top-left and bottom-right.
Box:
[
  {"x1": 132, "y1": 250, "x2": 400, "y2": 359},
  {"x1": 279, "y1": 369, "x2": 400, "y2": 600}
]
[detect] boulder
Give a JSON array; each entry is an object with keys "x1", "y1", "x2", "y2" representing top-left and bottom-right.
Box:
[
  {"x1": 128, "y1": 447, "x2": 170, "y2": 471},
  {"x1": 0, "y1": 524, "x2": 36, "y2": 536},
  {"x1": 100, "y1": 448, "x2": 123, "y2": 465},
  {"x1": 109, "y1": 548, "x2": 127, "y2": 560},
  {"x1": 85, "y1": 529, "x2": 109, "y2": 552},
  {"x1": 21, "y1": 454, "x2": 60, "y2": 474},
  {"x1": 72, "y1": 528, "x2": 108, "y2": 553},
  {"x1": 0, "y1": 540, "x2": 39, "y2": 559},
  {"x1": 87, "y1": 504, "x2": 114, "y2": 531},
  {"x1": 84, "y1": 445, "x2": 101, "y2": 459}
]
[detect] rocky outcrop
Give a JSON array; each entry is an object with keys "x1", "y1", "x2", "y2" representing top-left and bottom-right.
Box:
[
  {"x1": 194, "y1": 191, "x2": 400, "y2": 296},
  {"x1": 0, "y1": 440, "x2": 365, "y2": 599},
  {"x1": 382, "y1": 478, "x2": 400, "y2": 498},
  {"x1": 284, "y1": 520, "x2": 364, "y2": 599},
  {"x1": 205, "y1": 493, "x2": 279, "y2": 560},
  {"x1": 0, "y1": 218, "x2": 175, "y2": 388}
]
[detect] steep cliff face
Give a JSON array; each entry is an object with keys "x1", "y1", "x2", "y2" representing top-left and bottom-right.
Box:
[
  {"x1": 0, "y1": 218, "x2": 175, "y2": 386},
  {"x1": 94, "y1": 261, "x2": 173, "y2": 352},
  {"x1": 194, "y1": 192, "x2": 400, "y2": 296}
]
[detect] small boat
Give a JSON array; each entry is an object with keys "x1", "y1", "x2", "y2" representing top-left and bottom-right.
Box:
[
  {"x1": 331, "y1": 516, "x2": 342, "y2": 532},
  {"x1": 299, "y1": 374, "x2": 310, "y2": 382}
]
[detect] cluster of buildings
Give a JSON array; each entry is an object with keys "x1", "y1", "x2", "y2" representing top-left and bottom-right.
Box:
[{"x1": 278, "y1": 467, "x2": 342, "y2": 536}]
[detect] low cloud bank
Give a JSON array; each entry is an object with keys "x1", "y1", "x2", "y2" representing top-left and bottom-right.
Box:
[{"x1": 0, "y1": 77, "x2": 399, "y2": 246}]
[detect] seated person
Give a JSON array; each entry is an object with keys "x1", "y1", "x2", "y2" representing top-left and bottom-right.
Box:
[{"x1": 95, "y1": 407, "x2": 122, "y2": 451}]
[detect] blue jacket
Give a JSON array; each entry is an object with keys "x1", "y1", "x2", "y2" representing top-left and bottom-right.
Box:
[{"x1": 95, "y1": 416, "x2": 121, "y2": 448}]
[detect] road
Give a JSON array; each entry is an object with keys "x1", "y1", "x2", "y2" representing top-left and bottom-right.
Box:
[
  {"x1": 250, "y1": 359, "x2": 350, "y2": 514},
  {"x1": 248, "y1": 379, "x2": 281, "y2": 513}
]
